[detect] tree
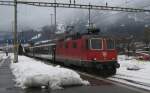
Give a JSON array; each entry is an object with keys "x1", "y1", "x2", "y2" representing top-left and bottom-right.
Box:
[{"x1": 143, "y1": 27, "x2": 150, "y2": 47}]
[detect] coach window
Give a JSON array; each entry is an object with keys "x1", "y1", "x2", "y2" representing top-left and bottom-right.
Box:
[
  {"x1": 72, "y1": 42, "x2": 77, "y2": 48},
  {"x1": 43, "y1": 46, "x2": 49, "y2": 54}
]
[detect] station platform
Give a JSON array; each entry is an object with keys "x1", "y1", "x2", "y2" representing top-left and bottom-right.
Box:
[
  {"x1": 0, "y1": 56, "x2": 147, "y2": 93},
  {"x1": 0, "y1": 57, "x2": 23, "y2": 93}
]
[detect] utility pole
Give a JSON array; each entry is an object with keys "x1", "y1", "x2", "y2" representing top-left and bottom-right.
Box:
[
  {"x1": 88, "y1": 3, "x2": 91, "y2": 28},
  {"x1": 50, "y1": 13, "x2": 53, "y2": 25},
  {"x1": 13, "y1": 0, "x2": 18, "y2": 63},
  {"x1": 54, "y1": 0, "x2": 57, "y2": 32}
]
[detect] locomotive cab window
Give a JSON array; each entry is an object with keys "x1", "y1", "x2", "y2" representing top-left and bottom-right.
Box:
[
  {"x1": 90, "y1": 38, "x2": 102, "y2": 50},
  {"x1": 107, "y1": 39, "x2": 115, "y2": 49}
]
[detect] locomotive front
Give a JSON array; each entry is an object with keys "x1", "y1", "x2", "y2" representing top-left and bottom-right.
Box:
[
  {"x1": 79, "y1": 35, "x2": 120, "y2": 75},
  {"x1": 55, "y1": 33, "x2": 120, "y2": 75}
]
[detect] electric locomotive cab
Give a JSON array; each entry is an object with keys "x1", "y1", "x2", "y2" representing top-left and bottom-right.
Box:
[
  {"x1": 54, "y1": 29, "x2": 120, "y2": 75},
  {"x1": 84, "y1": 37, "x2": 120, "y2": 71}
]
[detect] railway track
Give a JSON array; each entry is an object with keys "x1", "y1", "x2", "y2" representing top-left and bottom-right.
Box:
[
  {"x1": 108, "y1": 75, "x2": 150, "y2": 91},
  {"x1": 75, "y1": 70, "x2": 150, "y2": 93}
]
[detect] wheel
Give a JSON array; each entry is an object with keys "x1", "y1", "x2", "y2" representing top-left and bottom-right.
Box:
[
  {"x1": 107, "y1": 68, "x2": 116, "y2": 76},
  {"x1": 101, "y1": 68, "x2": 116, "y2": 77},
  {"x1": 110, "y1": 68, "x2": 116, "y2": 75}
]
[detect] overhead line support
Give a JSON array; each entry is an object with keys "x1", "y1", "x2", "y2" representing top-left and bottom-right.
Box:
[
  {"x1": 14, "y1": 0, "x2": 18, "y2": 63},
  {"x1": 0, "y1": 1, "x2": 150, "y2": 12}
]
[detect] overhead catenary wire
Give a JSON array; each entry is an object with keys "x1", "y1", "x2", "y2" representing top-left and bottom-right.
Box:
[{"x1": 0, "y1": 1, "x2": 150, "y2": 12}]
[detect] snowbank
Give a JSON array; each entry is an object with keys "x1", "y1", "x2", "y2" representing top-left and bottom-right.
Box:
[{"x1": 10, "y1": 56, "x2": 89, "y2": 89}]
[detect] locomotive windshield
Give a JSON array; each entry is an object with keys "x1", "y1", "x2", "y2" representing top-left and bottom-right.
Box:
[
  {"x1": 106, "y1": 39, "x2": 115, "y2": 49},
  {"x1": 90, "y1": 38, "x2": 102, "y2": 50}
]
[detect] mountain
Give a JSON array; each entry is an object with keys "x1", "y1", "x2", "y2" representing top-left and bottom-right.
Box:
[
  {"x1": 1, "y1": 12, "x2": 150, "y2": 46},
  {"x1": 0, "y1": 29, "x2": 38, "y2": 45},
  {"x1": 67, "y1": 12, "x2": 150, "y2": 41}
]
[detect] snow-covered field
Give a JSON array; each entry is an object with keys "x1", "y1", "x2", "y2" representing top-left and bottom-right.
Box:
[
  {"x1": 109, "y1": 55, "x2": 150, "y2": 90},
  {"x1": 10, "y1": 56, "x2": 89, "y2": 90}
]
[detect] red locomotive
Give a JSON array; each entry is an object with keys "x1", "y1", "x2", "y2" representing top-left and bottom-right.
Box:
[
  {"x1": 25, "y1": 29, "x2": 120, "y2": 75},
  {"x1": 54, "y1": 33, "x2": 120, "y2": 75}
]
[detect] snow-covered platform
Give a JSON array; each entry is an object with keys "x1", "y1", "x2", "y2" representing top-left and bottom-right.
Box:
[{"x1": 0, "y1": 57, "x2": 23, "y2": 93}]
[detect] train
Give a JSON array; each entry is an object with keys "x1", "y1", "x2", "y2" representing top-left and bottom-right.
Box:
[{"x1": 25, "y1": 30, "x2": 120, "y2": 75}]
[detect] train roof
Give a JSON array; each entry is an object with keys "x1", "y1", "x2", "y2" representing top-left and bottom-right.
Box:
[
  {"x1": 58, "y1": 33, "x2": 113, "y2": 42},
  {"x1": 29, "y1": 43, "x2": 56, "y2": 48},
  {"x1": 34, "y1": 39, "x2": 57, "y2": 46}
]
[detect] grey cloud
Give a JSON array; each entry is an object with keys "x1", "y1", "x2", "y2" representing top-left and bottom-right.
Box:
[{"x1": 1, "y1": 0, "x2": 150, "y2": 31}]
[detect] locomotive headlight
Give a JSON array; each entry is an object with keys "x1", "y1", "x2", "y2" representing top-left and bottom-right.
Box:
[{"x1": 93, "y1": 58, "x2": 97, "y2": 61}]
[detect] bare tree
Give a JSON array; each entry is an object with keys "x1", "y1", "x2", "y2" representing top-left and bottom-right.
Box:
[{"x1": 143, "y1": 27, "x2": 150, "y2": 47}]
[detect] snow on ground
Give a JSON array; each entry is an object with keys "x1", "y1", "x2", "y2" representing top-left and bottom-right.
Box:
[
  {"x1": 0, "y1": 51, "x2": 4, "y2": 60},
  {"x1": 0, "y1": 51, "x2": 10, "y2": 67},
  {"x1": 8, "y1": 53, "x2": 150, "y2": 90},
  {"x1": 0, "y1": 51, "x2": 9, "y2": 61},
  {"x1": 109, "y1": 55, "x2": 150, "y2": 90},
  {"x1": 10, "y1": 56, "x2": 89, "y2": 90}
]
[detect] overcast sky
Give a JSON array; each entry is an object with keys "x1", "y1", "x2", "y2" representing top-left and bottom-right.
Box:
[{"x1": 1, "y1": 0, "x2": 150, "y2": 32}]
